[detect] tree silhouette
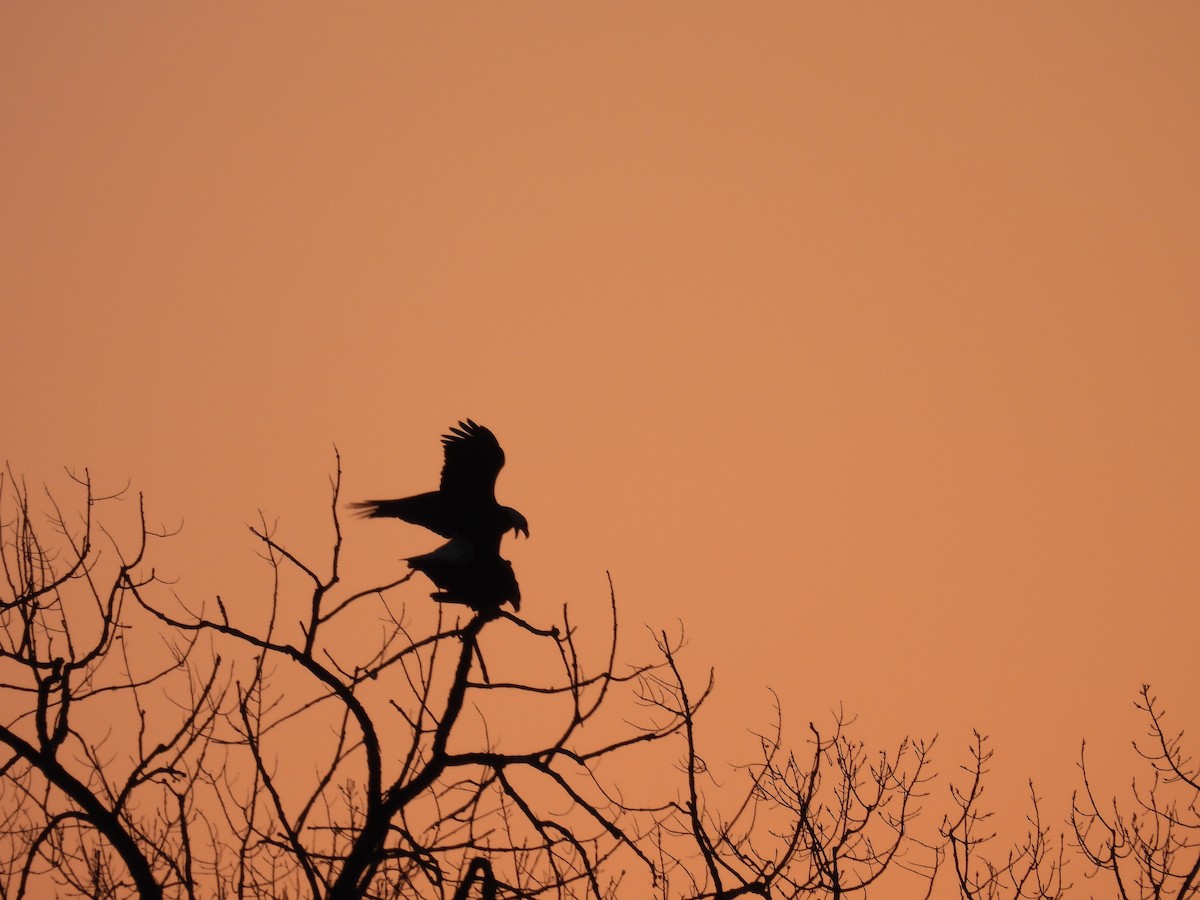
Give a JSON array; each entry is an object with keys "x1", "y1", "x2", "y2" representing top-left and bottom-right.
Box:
[
  {"x1": 942, "y1": 733, "x2": 1067, "y2": 900},
  {"x1": 1071, "y1": 686, "x2": 1200, "y2": 899},
  {"x1": 0, "y1": 460, "x2": 1192, "y2": 899},
  {"x1": 0, "y1": 465, "x2": 217, "y2": 899}
]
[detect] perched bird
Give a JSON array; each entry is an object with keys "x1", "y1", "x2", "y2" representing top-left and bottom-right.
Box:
[
  {"x1": 355, "y1": 420, "x2": 527, "y2": 612},
  {"x1": 353, "y1": 419, "x2": 529, "y2": 556},
  {"x1": 407, "y1": 539, "x2": 521, "y2": 612}
]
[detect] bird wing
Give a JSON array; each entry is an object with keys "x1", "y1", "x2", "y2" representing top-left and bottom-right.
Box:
[
  {"x1": 349, "y1": 492, "x2": 457, "y2": 538},
  {"x1": 438, "y1": 419, "x2": 505, "y2": 504}
]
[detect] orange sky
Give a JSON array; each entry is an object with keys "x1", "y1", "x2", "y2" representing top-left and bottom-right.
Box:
[{"x1": 4, "y1": 2, "x2": 1199, "y2": 861}]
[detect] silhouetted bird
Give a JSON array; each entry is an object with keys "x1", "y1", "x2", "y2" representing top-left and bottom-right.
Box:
[
  {"x1": 407, "y1": 539, "x2": 521, "y2": 612},
  {"x1": 354, "y1": 420, "x2": 528, "y2": 612},
  {"x1": 353, "y1": 420, "x2": 529, "y2": 553}
]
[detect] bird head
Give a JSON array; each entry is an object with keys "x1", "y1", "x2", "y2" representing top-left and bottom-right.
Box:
[{"x1": 505, "y1": 507, "x2": 530, "y2": 538}]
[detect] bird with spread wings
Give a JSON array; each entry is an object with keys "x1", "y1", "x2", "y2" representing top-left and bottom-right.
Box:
[{"x1": 354, "y1": 420, "x2": 528, "y2": 611}]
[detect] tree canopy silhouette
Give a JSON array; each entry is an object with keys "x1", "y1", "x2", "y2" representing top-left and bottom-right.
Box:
[{"x1": 0, "y1": 455, "x2": 1195, "y2": 900}]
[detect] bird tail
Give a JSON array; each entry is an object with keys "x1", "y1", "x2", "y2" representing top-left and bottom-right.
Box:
[{"x1": 349, "y1": 498, "x2": 403, "y2": 518}]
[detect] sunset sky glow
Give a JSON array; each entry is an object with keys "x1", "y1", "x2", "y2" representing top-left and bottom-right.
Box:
[{"x1": 3, "y1": 3, "x2": 1199, "y2": 871}]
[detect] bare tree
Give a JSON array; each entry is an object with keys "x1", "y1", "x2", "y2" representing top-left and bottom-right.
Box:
[
  {"x1": 0, "y1": 458, "x2": 1029, "y2": 900},
  {"x1": 1072, "y1": 685, "x2": 1200, "y2": 900},
  {"x1": 643, "y1": 640, "x2": 938, "y2": 900},
  {"x1": 0, "y1": 465, "x2": 222, "y2": 900},
  {"x1": 130, "y1": 455, "x2": 705, "y2": 899},
  {"x1": 942, "y1": 732, "x2": 1067, "y2": 900}
]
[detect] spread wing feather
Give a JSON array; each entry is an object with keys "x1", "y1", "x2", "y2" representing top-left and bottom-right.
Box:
[
  {"x1": 352, "y1": 419, "x2": 518, "y2": 547},
  {"x1": 438, "y1": 419, "x2": 504, "y2": 503},
  {"x1": 350, "y1": 492, "x2": 456, "y2": 538}
]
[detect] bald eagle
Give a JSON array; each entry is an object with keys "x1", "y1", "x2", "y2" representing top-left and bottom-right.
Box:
[
  {"x1": 354, "y1": 420, "x2": 528, "y2": 612},
  {"x1": 353, "y1": 420, "x2": 529, "y2": 553},
  {"x1": 407, "y1": 539, "x2": 521, "y2": 612}
]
